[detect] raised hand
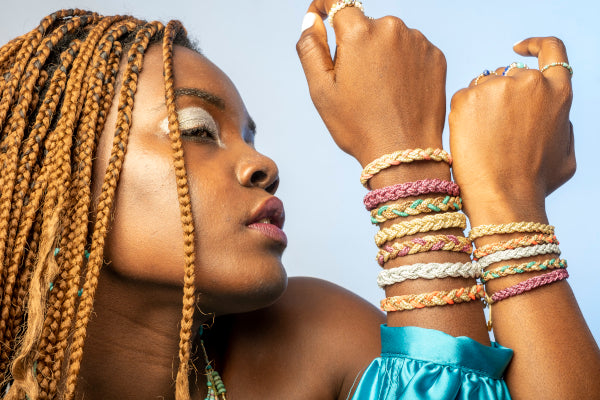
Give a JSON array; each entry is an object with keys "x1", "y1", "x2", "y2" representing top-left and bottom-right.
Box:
[
  {"x1": 297, "y1": 0, "x2": 447, "y2": 166},
  {"x1": 449, "y1": 37, "x2": 575, "y2": 225}
]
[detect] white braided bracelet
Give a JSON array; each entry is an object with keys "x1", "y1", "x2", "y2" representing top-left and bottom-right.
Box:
[
  {"x1": 377, "y1": 262, "x2": 480, "y2": 288},
  {"x1": 476, "y1": 243, "x2": 561, "y2": 269}
]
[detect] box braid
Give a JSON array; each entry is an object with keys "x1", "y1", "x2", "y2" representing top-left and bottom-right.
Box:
[{"x1": 0, "y1": 10, "x2": 199, "y2": 400}]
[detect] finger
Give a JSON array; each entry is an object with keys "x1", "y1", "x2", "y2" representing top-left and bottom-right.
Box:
[
  {"x1": 513, "y1": 37, "x2": 572, "y2": 83},
  {"x1": 297, "y1": 12, "x2": 335, "y2": 98},
  {"x1": 308, "y1": 0, "x2": 369, "y2": 38}
]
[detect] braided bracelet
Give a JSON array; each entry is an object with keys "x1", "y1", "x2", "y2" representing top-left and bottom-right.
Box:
[
  {"x1": 374, "y1": 212, "x2": 467, "y2": 246},
  {"x1": 360, "y1": 148, "x2": 452, "y2": 188},
  {"x1": 477, "y1": 243, "x2": 561, "y2": 269},
  {"x1": 376, "y1": 234, "x2": 472, "y2": 266},
  {"x1": 377, "y1": 262, "x2": 480, "y2": 288},
  {"x1": 474, "y1": 234, "x2": 559, "y2": 260},
  {"x1": 381, "y1": 284, "x2": 484, "y2": 311},
  {"x1": 370, "y1": 196, "x2": 462, "y2": 224},
  {"x1": 468, "y1": 222, "x2": 555, "y2": 241},
  {"x1": 487, "y1": 269, "x2": 568, "y2": 304},
  {"x1": 363, "y1": 179, "x2": 460, "y2": 211},
  {"x1": 482, "y1": 258, "x2": 567, "y2": 282}
]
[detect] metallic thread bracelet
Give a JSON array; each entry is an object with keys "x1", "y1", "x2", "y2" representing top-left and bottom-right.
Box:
[
  {"x1": 487, "y1": 268, "x2": 568, "y2": 304},
  {"x1": 381, "y1": 284, "x2": 485, "y2": 311},
  {"x1": 377, "y1": 262, "x2": 480, "y2": 288},
  {"x1": 376, "y1": 234, "x2": 472, "y2": 266},
  {"x1": 363, "y1": 179, "x2": 460, "y2": 211},
  {"x1": 473, "y1": 233, "x2": 559, "y2": 260},
  {"x1": 360, "y1": 148, "x2": 452, "y2": 188},
  {"x1": 328, "y1": 0, "x2": 365, "y2": 27},
  {"x1": 374, "y1": 212, "x2": 467, "y2": 247},
  {"x1": 468, "y1": 222, "x2": 555, "y2": 241},
  {"x1": 370, "y1": 196, "x2": 462, "y2": 224},
  {"x1": 482, "y1": 258, "x2": 567, "y2": 282},
  {"x1": 477, "y1": 243, "x2": 561, "y2": 269}
]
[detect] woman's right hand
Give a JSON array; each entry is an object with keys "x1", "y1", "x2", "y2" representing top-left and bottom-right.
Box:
[
  {"x1": 297, "y1": 1, "x2": 447, "y2": 167},
  {"x1": 449, "y1": 37, "x2": 575, "y2": 224}
]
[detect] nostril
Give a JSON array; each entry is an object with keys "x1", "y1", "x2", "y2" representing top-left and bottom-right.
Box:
[
  {"x1": 250, "y1": 170, "x2": 268, "y2": 187},
  {"x1": 265, "y1": 178, "x2": 279, "y2": 194}
]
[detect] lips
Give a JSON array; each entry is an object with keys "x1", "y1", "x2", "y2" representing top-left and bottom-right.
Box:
[{"x1": 247, "y1": 196, "x2": 287, "y2": 246}]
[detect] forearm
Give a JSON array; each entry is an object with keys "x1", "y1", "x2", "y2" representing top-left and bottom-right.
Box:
[
  {"x1": 365, "y1": 159, "x2": 490, "y2": 345},
  {"x1": 468, "y1": 201, "x2": 600, "y2": 399}
]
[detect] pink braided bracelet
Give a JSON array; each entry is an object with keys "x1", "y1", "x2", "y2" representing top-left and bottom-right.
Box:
[
  {"x1": 489, "y1": 268, "x2": 568, "y2": 303},
  {"x1": 363, "y1": 179, "x2": 460, "y2": 211}
]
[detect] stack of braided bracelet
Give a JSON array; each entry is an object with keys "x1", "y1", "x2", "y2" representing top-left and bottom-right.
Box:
[
  {"x1": 470, "y1": 223, "x2": 566, "y2": 329},
  {"x1": 362, "y1": 149, "x2": 567, "y2": 323},
  {"x1": 361, "y1": 149, "x2": 483, "y2": 311}
]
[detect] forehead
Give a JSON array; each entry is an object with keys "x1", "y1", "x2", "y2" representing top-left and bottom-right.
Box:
[{"x1": 136, "y1": 43, "x2": 247, "y2": 116}]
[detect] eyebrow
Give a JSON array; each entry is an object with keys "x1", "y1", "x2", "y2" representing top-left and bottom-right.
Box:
[{"x1": 174, "y1": 87, "x2": 225, "y2": 110}]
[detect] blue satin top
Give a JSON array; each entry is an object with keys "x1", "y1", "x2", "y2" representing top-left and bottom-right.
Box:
[{"x1": 351, "y1": 325, "x2": 513, "y2": 399}]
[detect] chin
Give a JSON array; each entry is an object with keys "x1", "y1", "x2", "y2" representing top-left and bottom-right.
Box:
[{"x1": 200, "y1": 262, "x2": 288, "y2": 315}]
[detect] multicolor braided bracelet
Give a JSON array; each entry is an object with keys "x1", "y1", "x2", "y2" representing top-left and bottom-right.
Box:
[
  {"x1": 363, "y1": 179, "x2": 460, "y2": 211},
  {"x1": 381, "y1": 284, "x2": 485, "y2": 311},
  {"x1": 487, "y1": 268, "x2": 568, "y2": 304},
  {"x1": 360, "y1": 148, "x2": 453, "y2": 188},
  {"x1": 477, "y1": 243, "x2": 561, "y2": 269},
  {"x1": 377, "y1": 262, "x2": 480, "y2": 288},
  {"x1": 482, "y1": 258, "x2": 567, "y2": 282},
  {"x1": 473, "y1": 233, "x2": 559, "y2": 260},
  {"x1": 370, "y1": 196, "x2": 462, "y2": 223},
  {"x1": 468, "y1": 222, "x2": 555, "y2": 241},
  {"x1": 374, "y1": 212, "x2": 467, "y2": 246},
  {"x1": 376, "y1": 234, "x2": 472, "y2": 266}
]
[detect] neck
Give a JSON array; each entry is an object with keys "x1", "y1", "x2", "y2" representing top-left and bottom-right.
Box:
[{"x1": 76, "y1": 267, "x2": 209, "y2": 400}]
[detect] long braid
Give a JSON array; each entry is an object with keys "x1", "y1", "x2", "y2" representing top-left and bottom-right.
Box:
[
  {"x1": 62, "y1": 22, "x2": 161, "y2": 400},
  {"x1": 5, "y1": 14, "x2": 112, "y2": 399},
  {"x1": 2, "y1": 40, "x2": 83, "y2": 372},
  {"x1": 43, "y1": 20, "x2": 138, "y2": 399},
  {"x1": 0, "y1": 11, "x2": 201, "y2": 399},
  {"x1": 162, "y1": 20, "x2": 197, "y2": 400}
]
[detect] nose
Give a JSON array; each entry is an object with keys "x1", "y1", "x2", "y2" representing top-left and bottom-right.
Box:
[{"x1": 236, "y1": 151, "x2": 279, "y2": 194}]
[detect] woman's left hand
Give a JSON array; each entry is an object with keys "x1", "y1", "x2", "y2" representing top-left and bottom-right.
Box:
[{"x1": 297, "y1": 1, "x2": 447, "y2": 167}]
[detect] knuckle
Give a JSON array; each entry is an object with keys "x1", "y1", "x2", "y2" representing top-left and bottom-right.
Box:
[
  {"x1": 379, "y1": 16, "x2": 407, "y2": 32},
  {"x1": 544, "y1": 36, "x2": 567, "y2": 53},
  {"x1": 449, "y1": 88, "x2": 471, "y2": 112},
  {"x1": 521, "y1": 70, "x2": 545, "y2": 87},
  {"x1": 410, "y1": 28, "x2": 426, "y2": 41},
  {"x1": 343, "y1": 21, "x2": 371, "y2": 39},
  {"x1": 556, "y1": 83, "x2": 573, "y2": 104},
  {"x1": 296, "y1": 33, "x2": 320, "y2": 57}
]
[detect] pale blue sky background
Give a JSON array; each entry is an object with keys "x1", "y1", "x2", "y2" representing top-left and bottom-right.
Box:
[{"x1": 2, "y1": 1, "x2": 598, "y2": 343}]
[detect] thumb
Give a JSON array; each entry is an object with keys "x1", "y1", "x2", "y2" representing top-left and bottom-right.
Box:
[{"x1": 296, "y1": 12, "x2": 334, "y2": 99}]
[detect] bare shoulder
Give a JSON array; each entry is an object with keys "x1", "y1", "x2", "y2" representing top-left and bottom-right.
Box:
[{"x1": 220, "y1": 277, "x2": 384, "y2": 399}]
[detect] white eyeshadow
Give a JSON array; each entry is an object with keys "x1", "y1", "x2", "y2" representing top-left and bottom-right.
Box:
[{"x1": 159, "y1": 106, "x2": 218, "y2": 134}]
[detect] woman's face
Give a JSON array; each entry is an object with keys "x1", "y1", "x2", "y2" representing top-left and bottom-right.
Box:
[{"x1": 92, "y1": 43, "x2": 287, "y2": 314}]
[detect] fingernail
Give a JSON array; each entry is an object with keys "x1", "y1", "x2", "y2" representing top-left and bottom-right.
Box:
[
  {"x1": 301, "y1": 12, "x2": 318, "y2": 33},
  {"x1": 513, "y1": 39, "x2": 525, "y2": 47}
]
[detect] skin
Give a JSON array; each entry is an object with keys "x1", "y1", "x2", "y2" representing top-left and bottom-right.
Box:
[
  {"x1": 80, "y1": 44, "x2": 384, "y2": 400},
  {"x1": 72, "y1": 2, "x2": 600, "y2": 400},
  {"x1": 450, "y1": 37, "x2": 600, "y2": 398}
]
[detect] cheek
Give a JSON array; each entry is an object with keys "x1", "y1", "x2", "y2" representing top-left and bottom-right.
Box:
[{"x1": 103, "y1": 148, "x2": 187, "y2": 284}]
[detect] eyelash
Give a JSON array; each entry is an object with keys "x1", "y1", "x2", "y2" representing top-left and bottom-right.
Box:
[{"x1": 180, "y1": 125, "x2": 218, "y2": 142}]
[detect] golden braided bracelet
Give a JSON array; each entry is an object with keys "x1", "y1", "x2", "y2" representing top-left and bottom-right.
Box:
[
  {"x1": 468, "y1": 222, "x2": 554, "y2": 241},
  {"x1": 374, "y1": 212, "x2": 467, "y2": 247}
]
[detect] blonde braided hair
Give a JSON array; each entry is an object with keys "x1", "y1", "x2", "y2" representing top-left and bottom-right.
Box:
[{"x1": 0, "y1": 10, "x2": 199, "y2": 400}]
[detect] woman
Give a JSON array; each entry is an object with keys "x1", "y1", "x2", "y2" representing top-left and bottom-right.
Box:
[{"x1": 0, "y1": 1, "x2": 598, "y2": 399}]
